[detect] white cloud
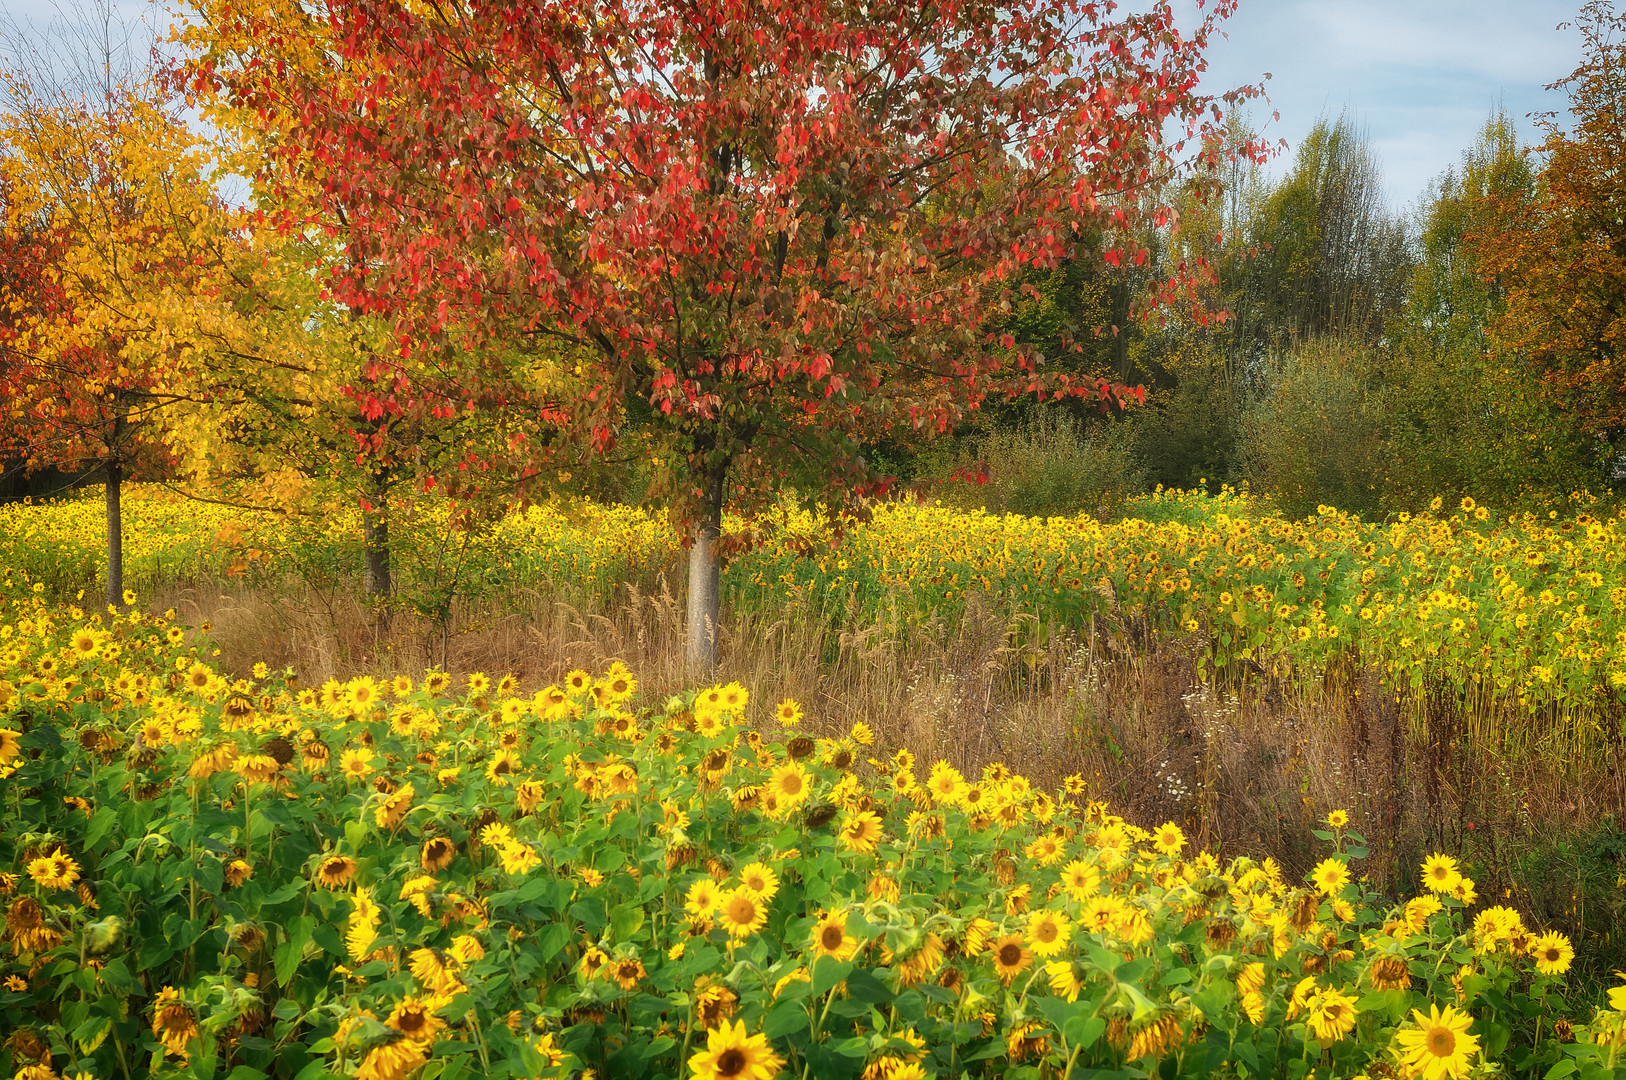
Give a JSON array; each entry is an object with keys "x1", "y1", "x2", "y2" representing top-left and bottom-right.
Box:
[{"x1": 1189, "y1": 0, "x2": 1583, "y2": 205}]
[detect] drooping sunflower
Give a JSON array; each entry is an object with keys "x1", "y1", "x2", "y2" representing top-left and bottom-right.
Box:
[
  {"x1": 421, "y1": 837, "x2": 456, "y2": 873},
  {"x1": 716, "y1": 887, "x2": 767, "y2": 941},
  {"x1": 1307, "y1": 987, "x2": 1359, "y2": 1043},
  {"x1": 685, "y1": 1019, "x2": 783, "y2": 1080},
  {"x1": 0, "y1": 728, "x2": 21, "y2": 760},
  {"x1": 611, "y1": 956, "x2": 646, "y2": 990},
  {"x1": 1396, "y1": 1004, "x2": 1480, "y2": 1080},
  {"x1": 386, "y1": 996, "x2": 445, "y2": 1044},
  {"x1": 151, "y1": 986, "x2": 198, "y2": 1058},
  {"x1": 224, "y1": 859, "x2": 253, "y2": 888},
  {"x1": 375, "y1": 783, "x2": 415, "y2": 829}
]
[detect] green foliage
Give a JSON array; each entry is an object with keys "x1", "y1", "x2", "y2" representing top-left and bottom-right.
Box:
[
  {"x1": 1238, "y1": 340, "x2": 1387, "y2": 519},
  {"x1": 917, "y1": 411, "x2": 1147, "y2": 520},
  {"x1": 2, "y1": 598, "x2": 1624, "y2": 1080}
]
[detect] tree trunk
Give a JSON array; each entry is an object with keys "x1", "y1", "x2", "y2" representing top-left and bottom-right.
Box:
[
  {"x1": 105, "y1": 458, "x2": 124, "y2": 609},
  {"x1": 685, "y1": 470, "x2": 725, "y2": 670},
  {"x1": 362, "y1": 467, "x2": 392, "y2": 601}
]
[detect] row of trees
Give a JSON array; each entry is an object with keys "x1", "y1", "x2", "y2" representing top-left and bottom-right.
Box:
[
  {"x1": 8, "y1": 0, "x2": 1626, "y2": 659},
  {"x1": 0, "y1": 0, "x2": 1264, "y2": 662},
  {"x1": 967, "y1": 2, "x2": 1626, "y2": 519}
]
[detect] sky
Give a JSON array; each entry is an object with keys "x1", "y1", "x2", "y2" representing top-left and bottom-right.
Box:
[
  {"x1": 1190, "y1": 0, "x2": 1587, "y2": 213},
  {"x1": 2, "y1": 0, "x2": 1593, "y2": 215}
]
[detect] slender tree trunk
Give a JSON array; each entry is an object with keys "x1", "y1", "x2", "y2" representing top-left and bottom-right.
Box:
[
  {"x1": 105, "y1": 457, "x2": 124, "y2": 609},
  {"x1": 362, "y1": 466, "x2": 392, "y2": 601},
  {"x1": 685, "y1": 469, "x2": 725, "y2": 670}
]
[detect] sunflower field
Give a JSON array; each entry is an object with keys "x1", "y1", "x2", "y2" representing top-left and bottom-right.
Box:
[
  {"x1": 4, "y1": 485, "x2": 1626, "y2": 718},
  {"x1": 2, "y1": 595, "x2": 1625, "y2": 1080}
]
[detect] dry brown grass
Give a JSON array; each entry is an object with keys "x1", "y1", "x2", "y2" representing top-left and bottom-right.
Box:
[{"x1": 151, "y1": 575, "x2": 1626, "y2": 971}]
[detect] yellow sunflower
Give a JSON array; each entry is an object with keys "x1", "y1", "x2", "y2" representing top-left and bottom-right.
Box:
[
  {"x1": 810, "y1": 910, "x2": 859, "y2": 961},
  {"x1": 991, "y1": 934, "x2": 1032, "y2": 983},
  {"x1": 838, "y1": 810, "x2": 884, "y2": 854},
  {"x1": 686, "y1": 1019, "x2": 783, "y2": 1080},
  {"x1": 1026, "y1": 909, "x2": 1071, "y2": 958},
  {"x1": 1396, "y1": 1004, "x2": 1479, "y2": 1080},
  {"x1": 716, "y1": 887, "x2": 767, "y2": 941}
]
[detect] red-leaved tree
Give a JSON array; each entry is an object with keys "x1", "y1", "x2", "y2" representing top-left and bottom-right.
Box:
[{"x1": 188, "y1": 0, "x2": 1266, "y2": 665}]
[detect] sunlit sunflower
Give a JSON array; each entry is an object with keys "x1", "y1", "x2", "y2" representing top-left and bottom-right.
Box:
[
  {"x1": 26, "y1": 850, "x2": 80, "y2": 891},
  {"x1": 1059, "y1": 860, "x2": 1098, "y2": 901},
  {"x1": 1420, "y1": 853, "x2": 1462, "y2": 894},
  {"x1": 225, "y1": 859, "x2": 253, "y2": 888},
  {"x1": 686, "y1": 877, "x2": 722, "y2": 919},
  {"x1": 422, "y1": 671, "x2": 450, "y2": 695},
  {"x1": 1151, "y1": 822, "x2": 1186, "y2": 857},
  {"x1": 1026, "y1": 910, "x2": 1071, "y2": 958},
  {"x1": 716, "y1": 887, "x2": 767, "y2": 940},
  {"x1": 991, "y1": 934, "x2": 1032, "y2": 983},
  {"x1": 774, "y1": 698, "x2": 802, "y2": 727},
  {"x1": 737, "y1": 862, "x2": 779, "y2": 900},
  {"x1": 925, "y1": 762, "x2": 967, "y2": 806},
  {"x1": 356, "y1": 1032, "x2": 427, "y2": 1080},
  {"x1": 685, "y1": 1019, "x2": 783, "y2": 1080},
  {"x1": 339, "y1": 747, "x2": 375, "y2": 780},
  {"x1": 838, "y1": 810, "x2": 884, "y2": 854},
  {"x1": 767, "y1": 761, "x2": 812, "y2": 807},
  {"x1": 1396, "y1": 1004, "x2": 1480, "y2": 1080},
  {"x1": 1310, "y1": 857, "x2": 1351, "y2": 897},
  {"x1": 349, "y1": 676, "x2": 381, "y2": 710},
  {"x1": 391, "y1": 675, "x2": 414, "y2": 697},
  {"x1": 316, "y1": 855, "x2": 358, "y2": 889},
  {"x1": 1530, "y1": 931, "x2": 1574, "y2": 976},
  {"x1": 810, "y1": 910, "x2": 859, "y2": 961},
  {"x1": 486, "y1": 750, "x2": 521, "y2": 785},
  {"x1": 466, "y1": 672, "x2": 490, "y2": 695},
  {"x1": 496, "y1": 673, "x2": 518, "y2": 696},
  {"x1": 0, "y1": 728, "x2": 23, "y2": 759}
]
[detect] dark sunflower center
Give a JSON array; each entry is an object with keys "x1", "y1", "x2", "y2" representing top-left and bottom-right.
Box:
[
  {"x1": 999, "y1": 943, "x2": 1022, "y2": 965},
  {"x1": 822, "y1": 926, "x2": 845, "y2": 950},
  {"x1": 716, "y1": 1048, "x2": 748, "y2": 1077}
]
